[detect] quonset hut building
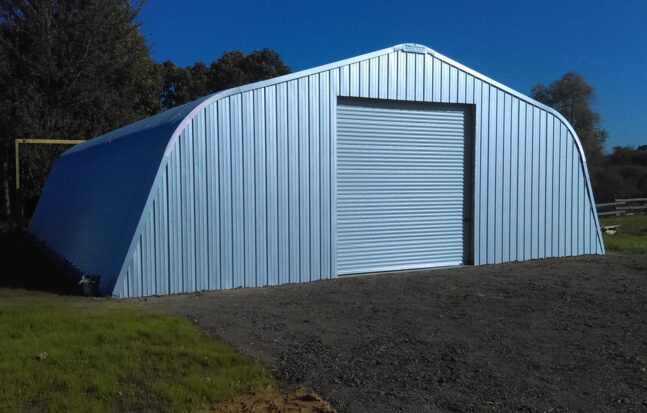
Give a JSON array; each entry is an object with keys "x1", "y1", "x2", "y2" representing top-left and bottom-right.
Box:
[{"x1": 30, "y1": 44, "x2": 604, "y2": 298}]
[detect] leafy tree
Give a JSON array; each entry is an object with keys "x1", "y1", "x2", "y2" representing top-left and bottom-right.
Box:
[
  {"x1": 159, "y1": 49, "x2": 291, "y2": 110},
  {"x1": 0, "y1": 0, "x2": 160, "y2": 140},
  {"x1": 158, "y1": 61, "x2": 210, "y2": 109},
  {"x1": 0, "y1": 0, "x2": 161, "y2": 226},
  {"x1": 532, "y1": 73, "x2": 647, "y2": 202},
  {"x1": 597, "y1": 146, "x2": 647, "y2": 201},
  {"x1": 531, "y1": 72, "x2": 608, "y2": 176}
]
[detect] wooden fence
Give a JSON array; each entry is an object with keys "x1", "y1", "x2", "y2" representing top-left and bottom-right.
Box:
[{"x1": 596, "y1": 198, "x2": 647, "y2": 217}]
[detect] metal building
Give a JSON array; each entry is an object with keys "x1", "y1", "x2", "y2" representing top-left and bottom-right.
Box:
[{"x1": 30, "y1": 44, "x2": 604, "y2": 297}]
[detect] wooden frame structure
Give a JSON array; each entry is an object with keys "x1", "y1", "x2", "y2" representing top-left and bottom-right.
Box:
[{"x1": 14, "y1": 139, "x2": 85, "y2": 189}]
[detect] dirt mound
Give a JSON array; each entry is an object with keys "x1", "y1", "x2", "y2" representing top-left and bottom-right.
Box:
[{"x1": 212, "y1": 387, "x2": 336, "y2": 413}]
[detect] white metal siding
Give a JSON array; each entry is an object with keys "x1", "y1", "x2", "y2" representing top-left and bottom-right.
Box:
[{"x1": 337, "y1": 99, "x2": 469, "y2": 274}]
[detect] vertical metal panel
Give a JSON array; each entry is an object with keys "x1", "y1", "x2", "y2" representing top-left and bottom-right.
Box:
[
  {"x1": 330, "y1": 69, "x2": 340, "y2": 279},
  {"x1": 415, "y1": 54, "x2": 424, "y2": 101},
  {"x1": 265, "y1": 86, "x2": 279, "y2": 285},
  {"x1": 218, "y1": 98, "x2": 233, "y2": 289},
  {"x1": 397, "y1": 51, "x2": 407, "y2": 100},
  {"x1": 319, "y1": 73, "x2": 332, "y2": 279},
  {"x1": 472, "y1": 79, "x2": 482, "y2": 263},
  {"x1": 378, "y1": 55, "x2": 388, "y2": 100},
  {"x1": 564, "y1": 131, "x2": 573, "y2": 256},
  {"x1": 154, "y1": 172, "x2": 169, "y2": 295},
  {"x1": 516, "y1": 102, "x2": 526, "y2": 259},
  {"x1": 131, "y1": 237, "x2": 141, "y2": 297},
  {"x1": 169, "y1": 140, "x2": 182, "y2": 293},
  {"x1": 350, "y1": 62, "x2": 359, "y2": 96},
  {"x1": 432, "y1": 57, "x2": 441, "y2": 101},
  {"x1": 449, "y1": 66, "x2": 458, "y2": 103},
  {"x1": 242, "y1": 92, "x2": 256, "y2": 287},
  {"x1": 531, "y1": 106, "x2": 540, "y2": 258},
  {"x1": 180, "y1": 125, "x2": 196, "y2": 292},
  {"x1": 287, "y1": 80, "x2": 299, "y2": 282},
  {"x1": 509, "y1": 98, "x2": 518, "y2": 261},
  {"x1": 368, "y1": 58, "x2": 378, "y2": 99},
  {"x1": 573, "y1": 138, "x2": 581, "y2": 254},
  {"x1": 309, "y1": 74, "x2": 321, "y2": 280},
  {"x1": 359, "y1": 60, "x2": 369, "y2": 98},
  {"x1": 558, "y1": 123, "x2": 567, "y2": 257},
  {"x1": 406, "y1": 52, "x2": 415, "y2": 100},
  {"x1": 66, "y1": 44, "x2": 603, "y2": 298},
  {"x1": 231, "y1": 95, "x2": 244, "y2": 287},
  {"x1": 545, "y1": 115, "x2": 554, "y2": 255},
  {"x1": 424, "y1": 54, "x2": 433, "y2": 101},
  {"x1": 550, "y1": 117, "x2": 559, "y2": 257},
  {"x1": 254, "y1": 89, "x2": 267, "y2": 286},
  {"x1": 441, "y1": 62, "x2": 450, "y2": 102},
  {"x1": 142, "y1": 207, "x2": 154, "y2": 296},
  {"x1": 487, "y1": 86, "x2": 497, "y2": 263},
  {"x1": 538, "y1": 110, "x2": 547, "y2": 258},
  {"x1": 276, "y1": 83, "x2": 289, "y2": 285},
  {"x1": 340, "y1": 65, "x2": 350, "y2": 96},
  {"x1": 477, "y1": 80, "x2": 488, "y2": 263},
  {"x1": 495, "y1": 89, "x2": 505, "y2": 263},
  {"x1": 524, "y1": 103, "x2": 533, "y2": 260},
  {"x1": 298, "y1": 77, "x2": 310, "y2": 282},
  {"x1": 206, "y1": 104, "x2": 220, "y2": 290},
  {"x1": 194, "y1": 113, "x2": 208, "y2": 291},
  {"x1": 502, "y1": 93, "x2": 511, "y2": 263},
  {"x1": 387, "y1": 52, "x2": 397, "y2": 99}
]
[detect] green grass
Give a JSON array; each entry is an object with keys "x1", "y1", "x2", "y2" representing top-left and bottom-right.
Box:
[
  {"x1": 0, "y1": 290, "x2": 273, "y2": 412},
  {"x1": 600, "y1": 214, "x2": 647, "y2": 255}
]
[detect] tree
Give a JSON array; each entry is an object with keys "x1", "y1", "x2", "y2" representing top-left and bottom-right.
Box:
[
  {"x1": 0, "y1": 0, "x2": 161, "y2": 227},
  {"x1": 159, "y1": 49, "x2": 291, "y2": 111},
  {"x1": 597, "y1": 145, "x2": 647, "y2": 201},
  {"x1": 531, "y1": 72, "x2": 608, "y2": 177},
  {"x1": 158, "y1": 61, "x2": 211, "y2": 110}
]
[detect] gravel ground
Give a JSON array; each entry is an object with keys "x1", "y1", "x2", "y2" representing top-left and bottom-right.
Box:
[{"x1": 145, "y1": 254, "x2": 647, "y2": 413}]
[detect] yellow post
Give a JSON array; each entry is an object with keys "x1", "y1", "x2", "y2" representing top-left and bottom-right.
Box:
[
  {"x1": 15, "y1": 139, "x2": 21, "y2": 190},
  {"x1": 14, "y1": 138, "x2": 85, "y2": 189}
]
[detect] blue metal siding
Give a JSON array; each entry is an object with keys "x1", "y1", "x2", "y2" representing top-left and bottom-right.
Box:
[
  {"x1": 29, "y1": 44, "x2": 602, "y2": 298},
  {"x1": 29, "y1": 97, "x2": 211, "y2": 295}
]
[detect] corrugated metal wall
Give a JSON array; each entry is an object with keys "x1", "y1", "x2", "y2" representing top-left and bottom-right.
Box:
[{"x1": 111, "y1": 44, "x2": 603, "y2": 298}]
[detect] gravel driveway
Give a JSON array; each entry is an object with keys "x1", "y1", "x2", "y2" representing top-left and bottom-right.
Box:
[{"x1": 144, "y1": 255, "x2": 647, "y2": 412}]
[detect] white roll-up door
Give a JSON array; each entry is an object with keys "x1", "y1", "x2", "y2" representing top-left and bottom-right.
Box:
[{"x1": 336, "y1": 99, "x2": 471, "y2": 275}]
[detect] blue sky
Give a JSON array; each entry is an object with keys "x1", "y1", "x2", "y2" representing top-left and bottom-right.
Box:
[{"x1": 138, "y1": 0, "x2": 646, "y2": 149}]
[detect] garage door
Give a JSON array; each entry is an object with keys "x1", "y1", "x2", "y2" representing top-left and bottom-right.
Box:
[{"x1": 336, "y1": 98, "x2": 471, "y2": 275}]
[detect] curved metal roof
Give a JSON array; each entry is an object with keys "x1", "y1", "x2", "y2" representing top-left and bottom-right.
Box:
[{"x1": 29, "y1": 96, "x2": 212, "y2": 281}]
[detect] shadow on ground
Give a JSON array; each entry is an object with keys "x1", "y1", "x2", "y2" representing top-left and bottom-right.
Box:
[{"x1": 0, "y1": 232, "x2": 79, "y2": 295}]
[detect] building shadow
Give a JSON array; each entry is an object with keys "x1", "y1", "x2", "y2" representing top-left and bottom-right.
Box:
[{"x1": 0, "y1": 231, "x2": 80, "y2": 295}]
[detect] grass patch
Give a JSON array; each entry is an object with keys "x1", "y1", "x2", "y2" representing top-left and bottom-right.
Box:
[
  {"x1": 600, "y1": 214, "x2": 647, "y2": 254},
  {"x1": 0, "y1": 291, "x2": 273, "y2": 412}
]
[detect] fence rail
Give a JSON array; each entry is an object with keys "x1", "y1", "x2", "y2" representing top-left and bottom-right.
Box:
[{"x1": 596, "y1": 198, "x2": 647, "y2": 217}]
